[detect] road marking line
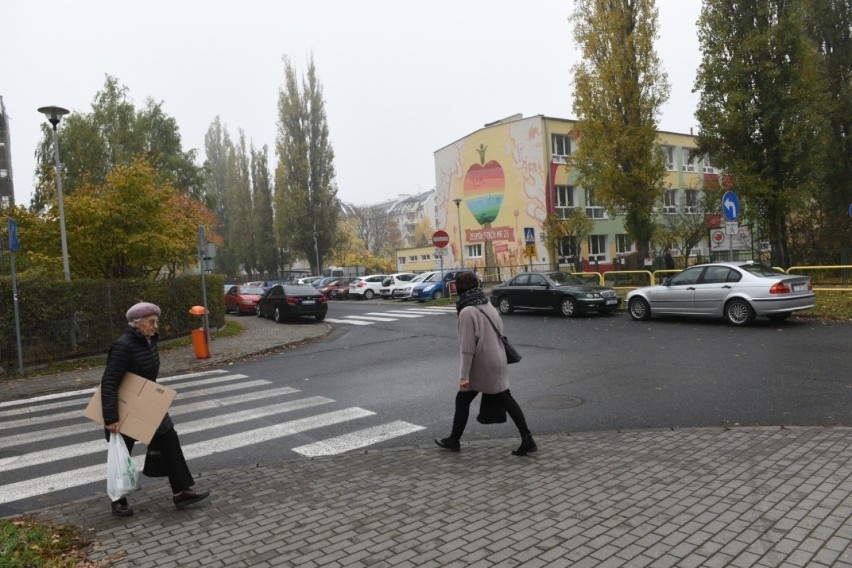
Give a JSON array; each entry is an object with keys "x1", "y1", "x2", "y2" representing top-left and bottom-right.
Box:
[
  {"x1": 292, "y1": 421, "x2": 425, "y2": 457},
  {"x1": 0, "y1": 407, "x2": 375, "y2": 505},
  {"x1": 365, "y1": 312, "x2": 422, "y2": 318},
  {"x1": 0, "y1": 396, "x2": 334, "y2": 473},
  {"x1": 323, "y1": 318, "x2": 373, "y2": 325},
  {"x1": 343, "y1": 315, "x2": 398, "y2": 322}
]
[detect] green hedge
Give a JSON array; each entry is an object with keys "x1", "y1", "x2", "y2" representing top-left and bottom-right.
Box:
[{"x1": 0, "y1": 274, "x2": 225, "y2": 369}]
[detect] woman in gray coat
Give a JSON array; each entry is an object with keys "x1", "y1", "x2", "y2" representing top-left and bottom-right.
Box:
[{"x1": 435, "y1": 271, "x2": 537, "y2": 455}]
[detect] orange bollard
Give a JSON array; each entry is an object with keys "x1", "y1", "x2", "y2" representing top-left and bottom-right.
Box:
[{"x1": 191, "y1": 328, "x2": 209, "y2": 359}]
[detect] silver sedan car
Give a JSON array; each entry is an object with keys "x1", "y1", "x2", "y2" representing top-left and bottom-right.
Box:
[{"x1": 627, "y1": 261, "x2": 815, "y2": 326}]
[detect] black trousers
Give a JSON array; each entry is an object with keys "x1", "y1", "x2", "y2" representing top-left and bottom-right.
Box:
[
  {"x1": 450, "y1": 388, "x2": 531, "y2": 440},
  {"x1": 108, "y1": 427, "x2": 195, "y2": 498}
]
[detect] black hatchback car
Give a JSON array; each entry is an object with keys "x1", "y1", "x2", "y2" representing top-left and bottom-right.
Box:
[
  {"x1": 489, "y1": 271, "x2": 621, "y2": 317},
  {"x1": 256, "y1": 284, "x2": 328, "y2": 322}
]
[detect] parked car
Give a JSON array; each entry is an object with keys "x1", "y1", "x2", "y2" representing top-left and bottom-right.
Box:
[
  {"x1": 256, "y1": 283, "x2": 328, "y2": 322},
  {"x1": 224, "y1": 285, "x2": 267, "y2": 315},
  {"x1": 330, "y1": 277, "x2": 362, "y2": 300},
  {"x1": 410, "y1": 269, "x2": 476, "y2": 302},
  {"x1": 316, "y1": 278, "x2": 343, "y2": 298},
  {"x1": 348, "y1": 274, "x2": 388, "y2": 300},
  {"x1": 393, "y1": 272, "x2": 439, "y2": 300},
  {"x1": 489, "y1": 272, "x2": 620, "y2": 317},
  {"x1": 379, "y1": 273, "x2": 417, "y2": 298},
  {"x1": 312, "y1": 277, "x2": 337, "y2": 290},
  {"x1": 296, "y1": 276, "x2": 323, "y2": 286},
  {"x1": 626, "y1": 261, "x2": 815, "y2": 326}
]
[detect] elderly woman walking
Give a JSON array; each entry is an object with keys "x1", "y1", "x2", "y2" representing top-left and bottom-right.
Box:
[
  {"x1": 101, "y1": 301, "x2": 209, "y2": 517},
  {"x1": 435, "y1": 272, "x2": 537, "y2": 456}
]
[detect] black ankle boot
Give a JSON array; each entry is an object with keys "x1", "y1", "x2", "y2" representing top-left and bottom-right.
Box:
[
  {"x1": 512, "y1": 434, "x2": 537, "y2": 456},
  {"x1": 435, "y1": 437, "x2": 461, "y2": 451}
]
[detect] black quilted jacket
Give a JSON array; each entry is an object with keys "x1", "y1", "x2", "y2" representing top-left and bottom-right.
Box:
[{"x1": 100, "y1": 326, "x2": 161, "y2": 426}]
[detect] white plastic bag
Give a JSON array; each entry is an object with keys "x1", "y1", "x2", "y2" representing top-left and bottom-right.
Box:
[{"x1": 107, "y1": 432, "x2": 138, "y2": 501}]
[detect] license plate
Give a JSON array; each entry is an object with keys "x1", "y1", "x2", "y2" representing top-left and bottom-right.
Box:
[
  {"x1": 302, "y1": 299, "x2": 315, "y2": 305},
  {"x1": 605, "y1": 299, "x2": 617, "y2": 305},
  {"x1": 792, "y1": 284, "x2": 806, "y2": 292}
]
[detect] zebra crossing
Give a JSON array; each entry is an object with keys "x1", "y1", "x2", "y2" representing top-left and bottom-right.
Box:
[
  {"x1": 0, "y1": 369, "x2": 425, "y2": 510},
  {"x1": 324, "y1": 305, "x2": 457, "y2": 325}
]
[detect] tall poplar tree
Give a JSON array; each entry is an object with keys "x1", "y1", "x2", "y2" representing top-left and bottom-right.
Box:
[
  {"x1": 202, "y1": 118, "x2": 239, "y2": 279},
  {"x1": 226, "y1": 131, "x2": 254, "y2": 277},
  {"x1": 251, "y1": 144, "x2": 278, "y2": 277},
  {"x1": 569, "y1": 0, "x2": 671, "y2": 260},
  {"x1": 274, "y1": 56, "x2": 339, "y2": 274},
  {"x1": 695, "y1": 1, "x2": 828, "y2": 267}
]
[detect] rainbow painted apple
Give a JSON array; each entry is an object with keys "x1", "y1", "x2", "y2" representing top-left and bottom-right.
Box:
[{"x1": 463, "y1": 144, "x2": 505, "y2": 225}]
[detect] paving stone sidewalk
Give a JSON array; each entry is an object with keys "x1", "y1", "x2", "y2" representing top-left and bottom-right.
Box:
[{"x1": 5, "y1": 316, "x2": 852, "y2": 567}]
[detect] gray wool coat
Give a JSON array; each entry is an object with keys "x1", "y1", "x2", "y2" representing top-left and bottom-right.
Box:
[{"x1": 457, "y1": 303, "x2": 509, "y2": 394}]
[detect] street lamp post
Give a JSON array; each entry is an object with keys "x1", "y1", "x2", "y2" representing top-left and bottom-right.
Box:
[
  {"x1": 453, "y1": 198, "x2": 464, "y2": 268},
  {"x1": 37, "y1": 106, "x2": 71, "y2": 281}
]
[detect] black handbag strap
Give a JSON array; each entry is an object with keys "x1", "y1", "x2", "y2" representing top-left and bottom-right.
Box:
[{"x1": 474, "y1": 306, "x2": 504, "y2": 339}]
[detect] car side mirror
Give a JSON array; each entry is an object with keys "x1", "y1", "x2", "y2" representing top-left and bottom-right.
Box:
[{"x1": 662, "y1": 278, "x2": 671, "y2": 286}]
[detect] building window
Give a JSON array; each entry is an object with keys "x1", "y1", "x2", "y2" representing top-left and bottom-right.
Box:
[
  {"x1": 616, "y1": 234, "x2": 633, "y2": 254},
  {"x1": 588, "y1": 235, "x2": 607, "y2": 262},
  {"x1": 585, "y1": 188, "x2": 606, "y2": 219},
  {"x1": 558, "y1": 236, "x2": 577, "y2": 264},
  {"x1": 398, "y1": 257, "x2": 406, "y2": 265},
  {"x1": 466, "y1": 244, "x2": 483, "y2": 258},
  {"x1": 684, "y1": 190, "x2": 700, "y2": 214},
  {"x1": 682, "y1": 148, "x2": 696, "y2": 172},
  {"x1": 420, "y1": 254, "x2": 431, "y2": 261},
  {"x1": 663, "y1": 189, "x2": 677, "y2": 214},
  {"x1": 661, "y1": 145, "x2": 676, "y2": 171},
  {"x1": 552, "y1": 134, "x2": 572, "y2": 163},
  {"x1": 702, "y1": 155, "x2": 716, "y2": 174},
  {"x1": 0, "y1": 169, "x2": 7, "y2": 178},
  {"x1": 408, "y1": 256, "x2": 417, "y2": 262},
  {"x1": 555, "y1": 185, "x2": 575, "y2": 219}
]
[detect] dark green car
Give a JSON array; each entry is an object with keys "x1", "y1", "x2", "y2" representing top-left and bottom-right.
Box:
[{"x1": 489, "y1": 271, "x2": 621, "y2": 317}]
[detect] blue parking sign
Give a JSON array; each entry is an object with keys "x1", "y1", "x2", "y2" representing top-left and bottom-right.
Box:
[{"x1": 8, "y1": 218, "x2": 20, "y2": 252}]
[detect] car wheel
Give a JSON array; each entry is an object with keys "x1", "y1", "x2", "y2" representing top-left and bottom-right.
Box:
[
  {"x1": 432, "y1": 290, "x2": 444, "y2": 300},
  {"x1": 498, "y1": 297, "x2": 514, "y2": 315},
  {"x1": 628, "y1": 297, "x2": 651, "y2": 321},
  {"x1": 725, "y1": 298, "x2": 755, "y2": 326},
  {"x1": 274, "y1": 307, "x2": 284, "y2": 323},
  {"x1": 224, "y1": 304, "x2": 231, "y2": 315},
  {"x1": 315, "y1": 312, "x2": 326, "y2": 321},
  {"x1": 256, "y1": 304, "x2": 262, "y2": 317},
  {"x1": 364, "y1": 290, "x2": 374, "y2": 300},
  {"x1": 559, "y1": 297, "x2": 578, "y2": 318}
]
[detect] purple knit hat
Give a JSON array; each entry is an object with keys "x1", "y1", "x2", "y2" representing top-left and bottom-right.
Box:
[{"x1": 126, "y1": 302, "x2": 161, "y2": 322}]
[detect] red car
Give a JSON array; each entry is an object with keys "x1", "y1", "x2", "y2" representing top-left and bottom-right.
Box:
[
  {"x1": 329, "y1": 277, "x2": 361, "y2": 300},
  {"x1": 224, "y1": 285, "x2": 266, "y2": 315}
]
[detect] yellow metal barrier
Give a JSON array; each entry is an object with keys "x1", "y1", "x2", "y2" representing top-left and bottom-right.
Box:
[
  {"x1": 786, "y1": 265, "x2": 852, "y2": 292},
  {"x1": 574, "y1": 272, "x2": 603, "y2": 286},
  {"x1": 601, "y1": 270, "x2": 655, "y2": 290}
]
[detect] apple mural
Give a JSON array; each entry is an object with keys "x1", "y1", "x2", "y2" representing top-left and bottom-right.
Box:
[
  {"x1": 463, "y1": 144, "x2": 505, "y2": 225},
  {"x1": 463, "y1": 144, "x2": 505, "y2": 276}
]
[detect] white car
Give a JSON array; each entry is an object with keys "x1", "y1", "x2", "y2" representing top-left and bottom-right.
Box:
[
  {"x1": 296, "y1": 276, "x2": 322, "y2": 286},
  {"x1": 393, "y1": 271, "x2": 439, "y2": 300},
  {"x1": 348, "y1": 274, "x2": 388, "y2": 300},
  {"x1": 379, "y1": 273, "x2": 417, "y2": 299}
]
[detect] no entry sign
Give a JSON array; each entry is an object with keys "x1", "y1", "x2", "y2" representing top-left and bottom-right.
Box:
[{"x1": 432, "y1": 230, "x2": 450, "y2": 248}]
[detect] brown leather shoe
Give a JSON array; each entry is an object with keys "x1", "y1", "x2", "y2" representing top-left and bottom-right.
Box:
[
  {"x1": 173, "y1": 488, "x2": 210, "y2": 510},
  {"x1": 111, "y1": 499, "x2": 133, "y2": 517}
]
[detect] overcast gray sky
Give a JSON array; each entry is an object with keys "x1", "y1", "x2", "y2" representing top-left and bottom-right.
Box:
[{"x1": 3, "y1": 0, "x2": 703, "y2": 209}]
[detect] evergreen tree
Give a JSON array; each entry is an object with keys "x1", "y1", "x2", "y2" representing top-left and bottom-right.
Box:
[
  {"x1": 569, "y1": 0, "x2": 671, "y2": 261},
  {"x1": 695, "y1": 0, "x2": 829, "y2": 266},
  {"x1": 274, "y1": 56, "x2": 339, "y2": 274}
]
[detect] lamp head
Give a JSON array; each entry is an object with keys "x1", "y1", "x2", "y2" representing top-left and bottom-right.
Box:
[
  {"x1": 453, "y1": 198, "x2": 462, "y2": 206},
  {"x1": 37, "y1": 106, "x2": 70, "y2": 130}
]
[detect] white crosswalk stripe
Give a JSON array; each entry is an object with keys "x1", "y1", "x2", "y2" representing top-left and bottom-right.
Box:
[
  {"x1": 324, "y1": 305, "x2": 457, "y2": 326},
  {"x1": 0, "y1": 369, "x2": 425, "y2": 508}
]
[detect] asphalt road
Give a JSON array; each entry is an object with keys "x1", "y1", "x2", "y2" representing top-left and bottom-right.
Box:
[{"x1": 3, "y1": 299, "x2": 849, "y2": 515}]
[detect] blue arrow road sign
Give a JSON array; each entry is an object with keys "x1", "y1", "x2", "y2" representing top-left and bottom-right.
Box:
[
  {"x1": 8, "y1": 218, "x2": 20, "y2": 252},
  {"x1": 722, "y1": 191, "x2": 740, "y2": 222}
]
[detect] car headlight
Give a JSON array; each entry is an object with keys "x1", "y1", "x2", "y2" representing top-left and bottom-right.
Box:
[{"x1": 584, "y1": 292, "x2": 602, "y2": 299}]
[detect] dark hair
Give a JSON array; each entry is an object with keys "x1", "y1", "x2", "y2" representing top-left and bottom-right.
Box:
[{"x1": 455, "y1": 271, "x2": 479, "y2": 294}]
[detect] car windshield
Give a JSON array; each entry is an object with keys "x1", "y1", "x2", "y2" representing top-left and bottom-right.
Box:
[
  {"x1": 546, "y1": 272, "x2": 586, "y2": 286},
  {"x1": 240, "y1": 287, "x2": 266, "y2": 295},
  {"x1": 740, "y1": 263, "x2": 785, "y2": 277}
]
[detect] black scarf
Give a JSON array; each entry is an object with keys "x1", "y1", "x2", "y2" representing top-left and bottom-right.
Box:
[{"x1": 456, "y1": 287, "x2": 488, "y2": 314}]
